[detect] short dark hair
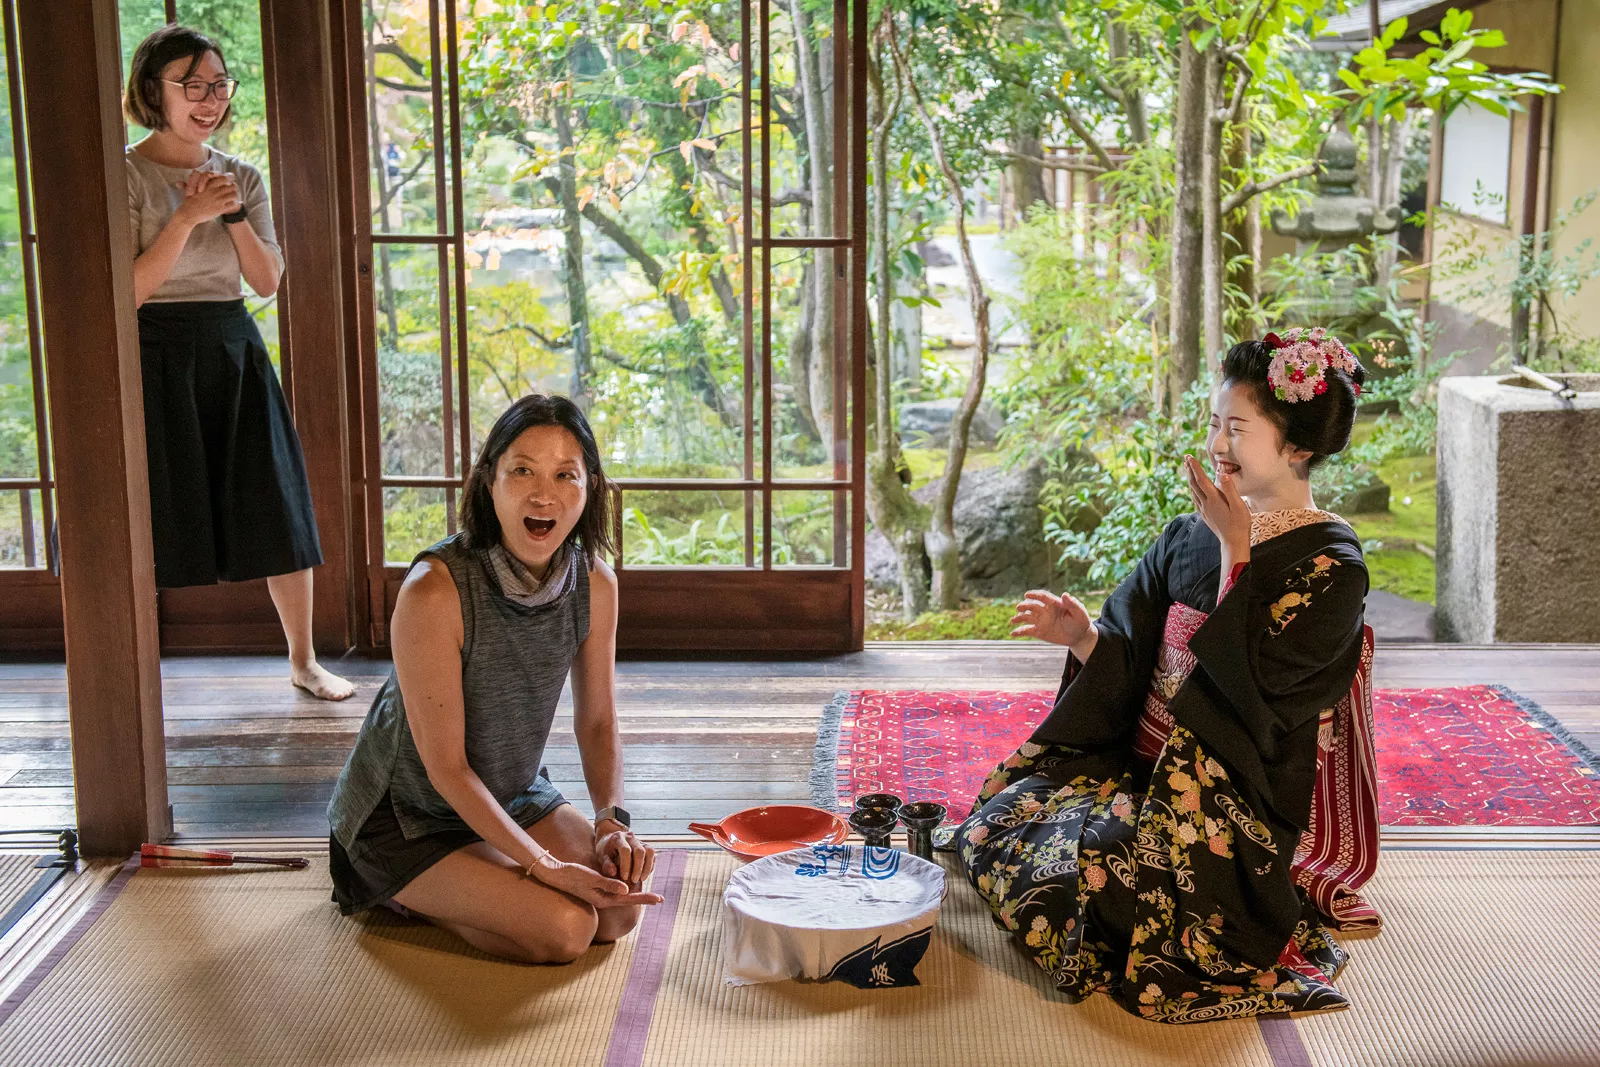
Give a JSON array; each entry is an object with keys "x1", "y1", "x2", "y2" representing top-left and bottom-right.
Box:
[
  {"x1": 1220, "y1": 335, "x2": 1367, "y2": 472},
  {"x1": 460, "y1": 395, "x2": 617, "y2": 559},
  {"x1": 124, "y1": 25, "x2": 230, "y2": 132}
]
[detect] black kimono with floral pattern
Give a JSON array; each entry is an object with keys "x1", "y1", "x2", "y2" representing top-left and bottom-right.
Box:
[{"x1": 959, "y1": 511, "x2": 1368, "y2": 1023}]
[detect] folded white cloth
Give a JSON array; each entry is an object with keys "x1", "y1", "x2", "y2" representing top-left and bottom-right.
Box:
[{"x1": 721, "y1": 845, "x2": 945, "y2": 988}]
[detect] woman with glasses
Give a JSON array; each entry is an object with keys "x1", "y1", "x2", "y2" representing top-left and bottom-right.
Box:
[{"x1": 123, "y1": 25, "x2": 351, "y2": 700}]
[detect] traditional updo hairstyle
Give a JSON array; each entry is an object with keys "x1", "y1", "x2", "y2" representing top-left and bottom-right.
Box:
[{"x1": 1219, "y1": 333, "x2": 1367, "y2": 475}]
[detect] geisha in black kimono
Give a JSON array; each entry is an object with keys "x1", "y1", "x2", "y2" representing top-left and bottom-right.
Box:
[{"x1": 960, "y1": 330, "x2": 1370, "y2": 1023}]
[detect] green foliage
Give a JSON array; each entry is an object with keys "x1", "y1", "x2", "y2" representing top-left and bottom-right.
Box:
[
  {"x1": 1046, "y1": 383, "x2": 1210, "y2": 590},
  {"x1": 865, "y1": 598, "x2": 1025, "y2": 641},
  {"x1": 1339, "y1": 7, "x2": 1557, "y2": 126},
  {"x1": 1433, "y1": 191, "x2": 1600, "y2": 371}
]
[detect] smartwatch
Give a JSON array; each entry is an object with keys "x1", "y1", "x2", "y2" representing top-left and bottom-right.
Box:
[
  {"x1": 594, "y1": 805, "x2": 631, "y2": 830},
  {"x1": 220, "y1": 207, "x2": 249, "y2": 224}
]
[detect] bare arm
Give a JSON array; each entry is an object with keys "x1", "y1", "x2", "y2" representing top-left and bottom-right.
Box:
[
  {"x1": 133, "y1": 215, "x2": 199, "y2": 307},
  {"x1": 571, "y1": 557, "x2": 623, "y2": 818},
  {"x1": 392, "y1": 558, "x2": 656, "y2": 907},
  {"x1": 226, "y1": 216, "x2": 282, "y2": 297}
]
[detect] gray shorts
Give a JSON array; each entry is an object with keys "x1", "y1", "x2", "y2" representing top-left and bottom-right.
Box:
[{"x1": 328, "y1": 776, "x2": 567, "y2": 915}]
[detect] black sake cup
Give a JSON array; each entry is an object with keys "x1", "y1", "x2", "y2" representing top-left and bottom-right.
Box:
[
  {"x1": 853, "y1": 793, "x2": 903, "y2": 817},
  {"x1": 897, "y1": 802, "x2": 947, "y2": 860},
  {"x1": 848, "y1": 805, "x2": 898, "y2": 848}
]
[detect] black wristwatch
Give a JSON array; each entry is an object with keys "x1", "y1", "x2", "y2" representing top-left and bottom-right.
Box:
[
  {"x1": 220, "y1": 207, "x2": 249, "y2": 224},
  {"x1": 595, "y1": 805, "x2": 631, "y2": 830}
]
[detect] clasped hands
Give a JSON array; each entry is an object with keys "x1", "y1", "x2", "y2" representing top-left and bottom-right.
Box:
[
  {"x1": 525, "y1": 823, "x2": 663, "y2": 911},
  {"x1": 175, "y1": 169, "x2": 243, "y2": 226}
]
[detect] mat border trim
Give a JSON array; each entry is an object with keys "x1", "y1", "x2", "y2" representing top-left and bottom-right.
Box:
[
  {"x1": 602, "y1": 848, "x2": 689, "y2": 1067},
  {"x1": 0, "y1": 853, "x2": 137, "y2": 1028}
]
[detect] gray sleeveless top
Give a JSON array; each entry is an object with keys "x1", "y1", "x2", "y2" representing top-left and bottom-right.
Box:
[{"x1": 328, "y1": 533, "x2": 591, "y2": 849}]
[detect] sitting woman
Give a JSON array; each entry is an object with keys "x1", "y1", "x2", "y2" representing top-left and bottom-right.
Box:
[
  {"x1": 328, "y1": 395, "x2": 661, "y2": 962},
  {"x1": 962, "y1": 331, "x2": 1369, "y2": 1023}
]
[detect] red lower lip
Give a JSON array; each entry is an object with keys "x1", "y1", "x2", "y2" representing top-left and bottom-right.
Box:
[{"x1": 524, "y1": 518, "x2": 556, "y2": 538}]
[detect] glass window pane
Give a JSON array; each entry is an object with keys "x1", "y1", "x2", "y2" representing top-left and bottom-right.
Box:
[
  {"x1": 0, "y1": 489, "x2": 45, "y2": 568},
  {"x1": 383, "y1": 486, "x2": 450, "y2": 565},
  {"x1": 764, "y1": 0, "x2": 840, "y2": 241},
  {"x1": 456, "y1": 4, "x2": 749, "y2": 479},
  {"x1": 620, "y1": 489, "x2": 748, "y2": 568},
  {"x1": 768, "y1": 247, "x2": 843, "y2": 478},
  {"x1": 376, "y1": 243, "x2": 449, "y2": 476},
  {"x1": 367, "y1": 0, "x2": 443, "y2": 236},
  {"x1": 769, "y1": 488, "x2": 842, "y2": 566}
]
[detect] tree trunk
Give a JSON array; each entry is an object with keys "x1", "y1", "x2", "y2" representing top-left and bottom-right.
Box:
[
  {"x1": 1374, "y1": 110, "x2": 1416, "y2": 292},
  {"x1": 1166, "y1": 29, "x2": 1206, "y2": 407},
  {"x1": 1109, "y1": 19, "x2": 1149, "y2": 147},
  {"x1": 866, "y1": 40, "x2": 929, "y2": 619},
  {"x1": 1224, "y1": 117, "x2": 1257, "y2": 338},
  {"x1": 893, "y1": 21, "x2": 989, "y2": 611},
  {"x1": 791, "y1": 0, "x2": 835, "y2": 446},
  {"x1": 1008, "y1": 126, "x2": 1050, "y2": 219},
  {"x1": 553, "y1": 106, "x2": 593, "y2": 407},
  {"x1": 787, "y1": 260, "x2": 818, "y2": 438},
  {"x1": 1201, "y1": 48, "x2": 1226, "y2": 370}
]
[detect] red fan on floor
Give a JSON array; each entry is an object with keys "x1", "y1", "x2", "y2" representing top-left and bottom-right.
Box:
[{"x1": 140, "y1": 843, "x2": 309, "y2": 870}]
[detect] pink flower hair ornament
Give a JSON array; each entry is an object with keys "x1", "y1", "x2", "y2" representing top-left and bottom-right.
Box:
[{"x1": 1262, "y1": 327, "x2": 1362, "y2": 403}]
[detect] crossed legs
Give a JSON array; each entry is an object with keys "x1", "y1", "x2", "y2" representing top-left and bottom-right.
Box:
[{"x1": 390, "y1": 804, "x2": 643, "y2": 963}]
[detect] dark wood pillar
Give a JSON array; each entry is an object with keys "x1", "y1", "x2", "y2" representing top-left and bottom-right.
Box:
[
  {"x1": 260, "y1": 0, "x2": 354, "y2": 652},
  {"x1": 18, "y1": 0, "x2": 169, "y2": 854}
]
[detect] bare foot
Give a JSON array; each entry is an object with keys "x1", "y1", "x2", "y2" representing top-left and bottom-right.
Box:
[{"x1": 291, "y1": 661, "x2": 357, "y2": 701}]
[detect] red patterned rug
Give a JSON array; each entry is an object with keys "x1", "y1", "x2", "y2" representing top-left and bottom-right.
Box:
[{"x1": 813, "y1": 686, "x2": 1600, "y2": 827}]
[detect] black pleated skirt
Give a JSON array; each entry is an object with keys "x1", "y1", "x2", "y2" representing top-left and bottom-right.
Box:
[{"x1": 138, "y1": 299, "x2": 322, "y2": 588}]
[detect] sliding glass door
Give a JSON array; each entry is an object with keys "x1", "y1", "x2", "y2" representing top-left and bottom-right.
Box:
[{"x1": 350, "y1": 0, "x2": 866, "y2": 651}]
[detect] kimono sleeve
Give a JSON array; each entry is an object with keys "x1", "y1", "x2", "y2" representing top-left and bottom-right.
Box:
[
  {"x1": 1028, "y1": 515, "x2": 1185, "y2": 747},
  {"x1": 1189, "y1": 546, "x2": 1367, "y2": 751}
]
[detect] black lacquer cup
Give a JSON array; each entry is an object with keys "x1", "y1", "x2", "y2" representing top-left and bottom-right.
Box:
[
  {"x1": 853, "y1": 793, "x2": 902, "y2": 817},
  {"x1": 847, "y1": 805, "x2": 898, "y2": 848},
  {"x1": 898, "y1": 801, "x2": 947, "y2": 860}
]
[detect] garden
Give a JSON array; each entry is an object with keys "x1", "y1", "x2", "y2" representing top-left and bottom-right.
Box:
[{"x1": 0, "y1": 0, "x2": 1592, "y2": 644}]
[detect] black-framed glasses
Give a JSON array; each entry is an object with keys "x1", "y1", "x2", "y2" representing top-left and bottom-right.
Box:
[{"x1": 161, "y1": 78, "x2": 239, "y2": 103}]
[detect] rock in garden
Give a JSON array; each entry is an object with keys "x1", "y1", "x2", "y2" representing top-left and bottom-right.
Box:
[
  {"x1": 1316, "y1": 467, "x2": 1391, "y2": 514},
  {"x1": 865, "y1": 458, "x2": 1098, "y2": 598},
  {"x1": 897, "y1": 398, "x2": 1002, "y2": 448}
]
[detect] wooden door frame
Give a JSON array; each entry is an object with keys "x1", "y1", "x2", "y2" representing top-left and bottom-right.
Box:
[
  {"x1": 16, "y1": 0, "x2": 169, "y2": 854},
  {"x1": 338, "y1": 0, "x2": 869, "y2": 655},
  {"x1": 0, "y1": 0, "x2": 359, "y2": 658}
]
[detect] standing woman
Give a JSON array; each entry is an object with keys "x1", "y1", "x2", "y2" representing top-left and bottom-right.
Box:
[{"x1": 124, "y1": 25, "x2": 351, "y2": 699}]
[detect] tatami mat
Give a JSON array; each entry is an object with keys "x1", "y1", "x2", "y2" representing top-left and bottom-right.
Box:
[
  {"x1": 0, "y1": 856, "x2": 43, "y2": 924},
  {"x1": 1298, "y1": 850, "x2": 1600, "y2": 1067},
  {"x1": 0, "y1": 848, "x2": 1596, "y2": 1066}
]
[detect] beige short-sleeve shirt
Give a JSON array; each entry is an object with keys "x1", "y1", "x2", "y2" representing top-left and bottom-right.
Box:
[{"x1": 125, "y1": 144, "x2": 283, "y2": 303}]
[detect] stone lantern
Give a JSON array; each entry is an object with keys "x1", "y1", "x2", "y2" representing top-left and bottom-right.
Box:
[
  {"x1": 1270, "y1": 125, "x2": 1402, "y2": 322},
  {"x1": 1272, "y1": 124, "x2": 1402, "y2": 250}
]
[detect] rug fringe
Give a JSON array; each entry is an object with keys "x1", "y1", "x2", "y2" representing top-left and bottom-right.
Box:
[
  {"x1": 810, "y1": 690, "x2": 850, "y2": 811},
  {"x1": 1490, "y1": 684, "x2": 1600, "y2": 777}
]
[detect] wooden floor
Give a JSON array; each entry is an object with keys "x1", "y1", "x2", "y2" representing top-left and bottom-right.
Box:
[{"x1": 0, "y1": 642, "x2": 1597, "y2": 840}]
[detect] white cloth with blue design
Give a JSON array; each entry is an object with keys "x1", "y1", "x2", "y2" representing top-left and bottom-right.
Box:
[{"x1": 721, "y1": 844, "x2": 945, "y2": 988}]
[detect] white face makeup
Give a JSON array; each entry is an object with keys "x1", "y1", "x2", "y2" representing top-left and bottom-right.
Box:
[
  {"x1": 489, "y1": 424, "x2": 589, "y2": 571},
  {"x1": 157, "y1": 50, "x2": 230, "y2": 146},
  {"x1": 1206, "y1": 380, "x2": 1311, "y2": 501}
]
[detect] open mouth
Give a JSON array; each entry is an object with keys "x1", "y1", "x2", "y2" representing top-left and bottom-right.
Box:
[
  {"x1": 1213, "y1": 459, "x2": 1241, "y2": 477},
  {"x1": 192, "y1": 115, "x2": 219, "y2": 132},
  {"x1": 523, "y1": 516, "x2": 557, "y2": 538}
]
